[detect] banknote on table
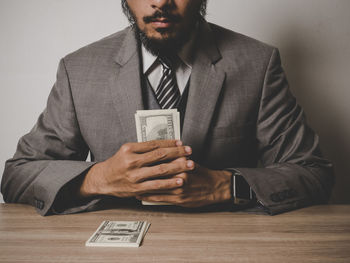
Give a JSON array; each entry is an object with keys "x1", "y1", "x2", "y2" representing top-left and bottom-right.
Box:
[
  {"x1": 86, "y1": 221, "x2": 151, "y2": 247},
  {"x1": 135, "y1": 109, "x2": 181, "y2": 205}
]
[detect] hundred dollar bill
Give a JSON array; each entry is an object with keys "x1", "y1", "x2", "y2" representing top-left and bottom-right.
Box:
[
  {"x1": 85, "y1": 221, "x2": 150, "y2": 247},
  {"x1": 135, "y1": 109, "x2": 180, "y2": 142},
  {"x1": 135, "y1": 109, "x2": 181, "y2": 205}
]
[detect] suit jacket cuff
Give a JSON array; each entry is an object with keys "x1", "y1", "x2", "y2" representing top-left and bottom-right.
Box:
[
  {"x1": 234, "y1": 166, "x2": 308, "y2": 215},
  {"x1": 32, "y1": 161, "x2": 96, "y2": 215}
]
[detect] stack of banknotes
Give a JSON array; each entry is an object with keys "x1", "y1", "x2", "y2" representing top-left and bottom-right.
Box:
[
  {"x1": 135, "y1": 109, "x2": 181, "y2": 205},
  {"x1": 86, "y1": 221, "x2": 151, "y2": 247}
]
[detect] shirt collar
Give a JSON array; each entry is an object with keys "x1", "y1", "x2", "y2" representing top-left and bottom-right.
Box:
[
  {"x1": 141, "y1": 29, "x2": 197, "y2": 74},
  {"x1": 142, "y1": 46, "x2": 158, "y2": 75}
]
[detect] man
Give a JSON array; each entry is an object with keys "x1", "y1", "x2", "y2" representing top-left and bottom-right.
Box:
[{"x1": 1, "y1": 0, "x2": 333, "y2": 216}]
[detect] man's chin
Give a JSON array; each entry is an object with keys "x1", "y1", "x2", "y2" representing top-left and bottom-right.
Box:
[
  {"x1": 144, "y1": 39, "x2": 180, "y2": 57},
  {"x1": 137, "y1": 29, "x2": 184, "y2": 56},
  {"x1": 147, "y1": 29, "x2": 179, "y2": 45}
]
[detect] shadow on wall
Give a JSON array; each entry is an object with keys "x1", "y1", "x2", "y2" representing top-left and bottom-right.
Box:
[{"x1": 277, "y1": 24, "x2": 350, "y2": 204}]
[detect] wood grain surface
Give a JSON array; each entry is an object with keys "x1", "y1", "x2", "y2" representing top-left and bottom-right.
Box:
[{"x1": 0, "y1": 204, "x2": 349, "y2": 263}]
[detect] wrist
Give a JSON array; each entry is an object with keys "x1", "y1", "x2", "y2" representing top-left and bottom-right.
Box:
[
  {"x1": 79, "y1": 162, "x2": 106, "y2": 197},
  {"x1": 219, "y1": 170, "x2": 234, "y2": 202}
]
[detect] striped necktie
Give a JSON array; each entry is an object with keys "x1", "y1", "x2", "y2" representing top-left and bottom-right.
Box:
[{"x1": 155, "y1": 57, "x2": 181, "y2": 109}]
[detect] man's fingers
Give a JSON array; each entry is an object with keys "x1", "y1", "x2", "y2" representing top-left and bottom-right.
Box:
[
  {"x1": 134, "y1": 159, "x2": 194, "y2": 182},
  {"x1": 117, "y1": 141, "x2": 191, "y2": 169},
  {"x1": 123, "y1": 140, "x2": 182, "y2": 154},
  {"x1": 136, "y1": 194, "x2": 180, "y2": 204},
  {"x1": 140, "y1": 145, "x2": 192, "y2": 166},
  {"x1": 137, "y1": 193, "x2": 200, "y2": 207},
  {"x1": 137, "y1": 194, "x2": 200, "y2": 208},
  {"x1": 136, "y1": 177, "x2": 183, "y2": 194},
  {"x1": 139, "y1": 186, "x2": 185, "y2": 196}
]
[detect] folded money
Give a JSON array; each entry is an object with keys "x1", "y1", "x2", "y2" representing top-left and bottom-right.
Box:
[
  {"x1": 135, "y1": 109, "x2": 181, "y2": 206},
  {"x1": 85, "y1": 221, "x2": 150, "y2": 247}
]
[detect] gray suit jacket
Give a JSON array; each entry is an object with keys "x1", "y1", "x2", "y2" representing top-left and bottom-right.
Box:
[{"x1": 1, "y1": 20, "x2": 334, "y2": 216}]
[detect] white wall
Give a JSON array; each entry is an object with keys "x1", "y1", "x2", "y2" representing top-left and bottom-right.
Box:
[{"x1": 1, "y1": 0, "x2": 349, "y2": 204}]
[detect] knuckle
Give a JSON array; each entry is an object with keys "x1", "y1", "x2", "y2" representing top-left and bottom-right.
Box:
[
  {"x1": 158, "y1": 180, "x2": 170, "y2": 190},
  {"x1": 148, "y1": 181, "x2": 160, "y2": 190},
  {"x1": 154, "y1": 148, "x2": 166, "y2": 159},
  {"x1": 147, "y1": 140, "x2": 158, "y2": 148},
  {"x1": 166, "y1": 181, "x2": 174, "y2": 189},
  {"x1": 123, "y1": 156, "x2": 138, "y2": 168},
  {"x1": 157, "y1": 164, "x2": 168, "y2": 176},
  {"x1": 120, "y1": 143, "x2": 132, "y2": 153},
  {"x1": 126, "y1": 172, "x2": 137, "y2": 183},
  {"x1": 156, "y1": 181, "x2": 165, "y2": 189}
]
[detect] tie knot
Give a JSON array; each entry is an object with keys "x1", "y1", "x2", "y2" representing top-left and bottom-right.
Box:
[{"x1": 158, "y1": 56, "x2": 173, "y2": 70}]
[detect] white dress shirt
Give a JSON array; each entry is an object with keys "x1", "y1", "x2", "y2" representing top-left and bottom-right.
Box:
[{"x1": 141, "y1": 34, "x2": 196, "y2": 95}]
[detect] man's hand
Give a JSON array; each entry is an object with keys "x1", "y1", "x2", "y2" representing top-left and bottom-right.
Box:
[
  {"x1": 136, "y1": 164, "x2": 232, "y2": 207},
  {"x1": 79, "y1": 140, "x2": 194, "y2": 198}
]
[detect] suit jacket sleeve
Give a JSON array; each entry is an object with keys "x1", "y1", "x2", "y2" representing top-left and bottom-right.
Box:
[
  {"x1": 236, "y1": 48, "x2": 334, "y2": 215},
  {"x1": 1, "y1": 59, "x2": 98, "y2": 216}
]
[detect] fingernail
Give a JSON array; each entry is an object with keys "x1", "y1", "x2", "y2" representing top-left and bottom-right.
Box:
[
  {"x1": 187, "y1": 160, "x2": 194, "y2": 168},
  {"x1": 176, "y1": 140, "x2": 183, "y2": 146},
  {"x1": 176, "y1": 179, "x2": 183, "y2": 185},
  {"x1": 185, "y1": 146, "x2": 192, "y2": 154}
]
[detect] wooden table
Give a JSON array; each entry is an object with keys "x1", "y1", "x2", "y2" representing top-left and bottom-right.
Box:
[{"x1": 0, "y1": 204, "x2": 349, "y2": 263}]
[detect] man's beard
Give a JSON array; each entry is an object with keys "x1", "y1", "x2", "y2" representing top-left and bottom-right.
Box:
[
  {"x1": 121, "y1": 0, "x2": 207, "y2": 57},
  {"x1": 135, "y1": 17, "x2": 192, "y2": 57}
]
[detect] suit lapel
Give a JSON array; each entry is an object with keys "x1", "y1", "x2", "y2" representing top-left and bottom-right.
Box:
[
  {"x1": 110, "y1": 28, "x2": 144, "y2": 142},
  {"x1": 182, "y1": 21, "x2": 226, "y2": 161}
]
